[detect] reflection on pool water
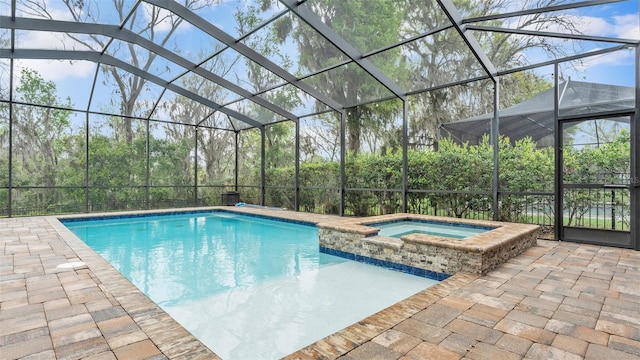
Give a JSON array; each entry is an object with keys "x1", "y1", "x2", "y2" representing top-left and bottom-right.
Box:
[{"x1": 63, "y1": 211, "x2": 438, "y2": 360}]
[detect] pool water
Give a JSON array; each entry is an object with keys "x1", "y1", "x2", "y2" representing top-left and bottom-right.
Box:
[
  {"x1": 64, "y1": 211, "x2": 437, "y2": 359},
  {"x1": 375, "y1": 220, "x2": 491, "y2": 239}
]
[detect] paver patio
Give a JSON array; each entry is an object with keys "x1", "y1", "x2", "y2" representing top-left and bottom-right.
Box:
[{"x1": 1, "y1": 208, "x2": 639, "y2": 360}]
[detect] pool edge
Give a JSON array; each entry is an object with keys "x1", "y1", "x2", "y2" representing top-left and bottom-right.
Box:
[
  {"x1": 49, "y1": 208, "x2": 484, "y2": 359},
  {"x1": 283, "y1": 271, "x2": 480, "y2": 359},
  {"x1": 46, "y1": 215, "x2": 221, "y2": 359}
]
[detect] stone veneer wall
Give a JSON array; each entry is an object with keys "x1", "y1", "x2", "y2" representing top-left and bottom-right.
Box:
[
  {"x1": 476, "y1": 231, "x2": 538, "y2": 273},
  {"x1": 318, "y1": 227, "x2": 538, "y2": 275}
]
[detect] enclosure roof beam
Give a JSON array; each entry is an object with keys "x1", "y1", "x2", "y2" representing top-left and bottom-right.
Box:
[
  {"x1": 279, "y1": 0, "x2": 408, "y2": 101},
  {"x1": 362, "y1": 24, "x2": 454, "y2": 59},
  {"x1": 497, "y1": 44, "x2": 631, "y2": 76},
  {"x1": 0, "y1": 16, "x2": 299, "y2": 124},
  {"x1": 399, "y1": 45, "x2": 633, "y2": 97},
  {"x1": 145, "y1": 0, "x2": 344, "y2": 112},
  {"x1": 437, "y1": 0, "x2": 498, "y2": 82},
  {"x1": 405, "y1": 75, "x2": 492, "y2": 96},
  {"x1": 0, "y1": 49, "x2": 265, "y2": 129},
  {"x1": 1, "y1": 98, "x2": 223, "y2": 129},
  {"x1": 467, "y1": 24, "x2": 640, "y2": 46},
  {"x1": 462, "y1": 0, "x2": 625, "y2": 24},
  {"x1": 233, "y1": 24, "x2": 454, "y2": 110}
]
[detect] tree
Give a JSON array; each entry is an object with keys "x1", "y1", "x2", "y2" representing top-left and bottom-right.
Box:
[
  {"x1": 268, "y1": 0, "x2": 406, "y2": 155},
  {"x1": 17, "y1": 0, "x2": 216, "y2": 144},
  {"x1": 0, "y1": 69, "x2": 74, "y2": 212},
  {"x1": 562, "y1": 128, "x2": 631, "y2": 229},
  {"x1": 12, "y1": 69, "x2": 72, "y2": 193},
  {"x1": 235, "y1": 2, "x2": 302, "y2": 198},
  {"x1": 0, "y1": 31, "x2": 8, "y2": 99},
  {"x1": 404, "y1": 0, "x2": 580, "y2": 148},
  {"x1": 573, "y1": 119, "x2": 628, "y2": 147},
  {"x1": 300, "y1": 115, "x2": 341, "y2": 162}
]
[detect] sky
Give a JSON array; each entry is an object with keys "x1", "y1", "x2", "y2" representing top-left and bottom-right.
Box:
[{"x1": 1, "y1": 0, "x2": 638, "y2": 127}]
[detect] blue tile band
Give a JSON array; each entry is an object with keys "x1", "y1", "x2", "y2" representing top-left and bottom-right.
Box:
[
  {"x1": 59, "y1": 209, "x2": 315, "y2": 227},
  {"x1": 59, "y1": 209, "x2": 218, "y2": 222},
  {"x1": 319, "y1": 246, "x2": 450, "y2": 281}
]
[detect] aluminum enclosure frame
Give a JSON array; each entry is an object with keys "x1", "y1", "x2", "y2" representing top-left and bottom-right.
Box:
[{"x1": 1, "y1": 0, "x2": 638, "y2": 249}]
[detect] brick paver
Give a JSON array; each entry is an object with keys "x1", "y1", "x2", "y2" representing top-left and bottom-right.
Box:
[
  {"x1": 405, "y1": 342, "x2": 461, "y2": 360},
  {"x1": 495, "y1": 333, "x2": 533, "y2": 356},
  {"x1": 0, "y1": 214, "x2": 220, "y2": 360},
  {"x1": 330, "y1": 238, "x2": 639, "y2": 359},
  {"x1": 371, "y1": 330, "x2": 422, "y2": 354},
  {"x1": 2, "y1": 208, "x2": 639, "y2": 359},
  {"x1": 552, "y1": 334, "x2": 589, "y2": 357},
  {"x1": 525, "y1": 343, "x2": 583, "y2": 360}
]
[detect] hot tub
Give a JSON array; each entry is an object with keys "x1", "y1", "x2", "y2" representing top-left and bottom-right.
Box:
[
  {"x1": 374, "y1": 219, "x2": 495, "y2": 239},
  {"x1": 317, "y1": 214, "x2": 539, "y2": 275}
]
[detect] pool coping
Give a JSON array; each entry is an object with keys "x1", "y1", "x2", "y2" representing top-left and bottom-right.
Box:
[
  {"x1": 47, "y1": 212, "x2": 220, "y2": 359},
  {"x1": 50, "y1": 207, "x2": 486, "y2": 358}
]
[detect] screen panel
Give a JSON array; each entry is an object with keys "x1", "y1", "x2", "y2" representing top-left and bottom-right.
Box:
[
  {"x1": 88, "y1": 114, "x2": 147, "y2": 187},
  {"x1": 558, "y1": 49, "x2": 636, "y2": 118}
]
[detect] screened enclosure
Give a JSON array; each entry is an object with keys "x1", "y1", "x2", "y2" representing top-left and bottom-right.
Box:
[
  {"x1": 0, "y1": 0, "x2": 639, "y2": 248},
  {"x1": 442, "y1": 80, "x2": 636, "y2": 146}
]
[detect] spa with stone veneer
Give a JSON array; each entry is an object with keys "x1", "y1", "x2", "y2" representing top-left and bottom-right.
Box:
[{"x1": 317, "y1": 214, "x2": 539, "y2": 275}]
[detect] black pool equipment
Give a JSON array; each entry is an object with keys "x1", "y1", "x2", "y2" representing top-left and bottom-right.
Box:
[{"x1": 221, "y1": 191, "x2": 240, "y2": 206}]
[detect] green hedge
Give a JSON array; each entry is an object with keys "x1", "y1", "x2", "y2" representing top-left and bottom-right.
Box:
[{"x1": 261, "y1": 135, "x2": 629, "y2": 226}]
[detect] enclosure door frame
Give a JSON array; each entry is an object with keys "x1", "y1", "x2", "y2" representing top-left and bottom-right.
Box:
[{"x1": 556, "y1": 113, "x2": 636, "y2": 249}]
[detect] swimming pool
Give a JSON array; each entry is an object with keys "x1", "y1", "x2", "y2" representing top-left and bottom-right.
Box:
[
  {"x1": 63, "y1": 211, "x2": 437, "y2": 359},
  {"x1": 375, "y1": 220, "x2": 492, "y2": 239}
]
